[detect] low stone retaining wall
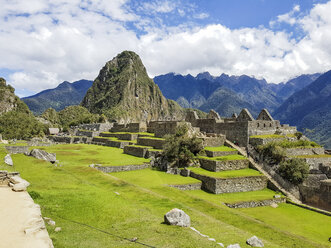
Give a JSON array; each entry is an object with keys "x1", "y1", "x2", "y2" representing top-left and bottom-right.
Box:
[
  {"x1": 137, "y1": 137, "x2": 165, "y2": 149},
  {"x1": 48, "y1": 136, "x2": 73, "y2": 144},
  {"x1": 205, "y1": 150, "x2": 238, "y2": 157},
  {"x1": 199, "y1": 158, "x2": 249, "y2": 172},
  {"x1": 303, "y1": 157, "x2": 331, "y2": 170},
  {"x1": 249, "y1": 137, "x2": 285, "y2": 146},
  {"x1": 202, "y1": 135, "x2": 226, "y2": 147},
  {"x1": 5, "y1": 146, "x2": 29, "y2": 154},
  {"x1": 76, "y1": 130, "x2": 99, "y2": 137},
  {"x1": 123, "y1": 146, "x2": 149, "y2": 158},
  {"x1": 95, "y1": 164, "x2": 149, "y2": 173},
  {"x1": 286, "y1": 147, "x2": 325, "y2": 156},
  {"x1": 168, "y1": 183, "x2": 202, "y2": 190},
  {"x1": 225, "y1": 197, "x2": 286, "y2": 208},
  {"x1": 190, "y1": 171, "x2": 268, "y2": 194},
  {"x1": 146, "y1": 150, "x2": 162, "y2": 158},
  {"x1": 100, "y1": 132, "x2": 138, "y2": 141}
]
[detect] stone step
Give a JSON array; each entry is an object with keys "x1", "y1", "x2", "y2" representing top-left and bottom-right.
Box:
[
  {"x1": 92, "y1": 137, "x2": 132, "y2": 149},
  {"x1": 199, "y1": 156, "x2": 249, "y2": 172},
  {"x1": 187, "y1": 167, "x2": 268, "y2": 194},
  {"x1": 123, "y1": 145, "x2": 162, "y2": 158}
]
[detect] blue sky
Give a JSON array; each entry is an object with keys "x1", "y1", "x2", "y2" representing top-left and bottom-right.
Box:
[{"x1": 0, "y1": 0, "x2": 331, "y2": 97}]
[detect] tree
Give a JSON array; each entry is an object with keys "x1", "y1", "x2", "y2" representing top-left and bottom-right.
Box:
[
  {"x1": 163, "y1": 124, "x2": 203, "y2": 167},
  {"x1": 278, "y1": 158, "x2": 309, "y2": 185}
]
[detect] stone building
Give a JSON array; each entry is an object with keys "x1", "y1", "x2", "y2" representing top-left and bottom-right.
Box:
[{"x1": 185, "y1": 108, "x2": 297, "y2": 146}]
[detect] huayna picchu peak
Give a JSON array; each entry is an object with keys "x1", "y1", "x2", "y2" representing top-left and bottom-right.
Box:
[{"x1": 81, "y1": 51, "x2": 184, "y2": 123}]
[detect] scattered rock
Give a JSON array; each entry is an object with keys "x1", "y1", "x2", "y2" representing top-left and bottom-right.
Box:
[
  {"x1": 246, "y1": 236, "x2": 264, "y2": 247},
  {"x1": 217, "y1": 243, "x2": 224, "y2": 247},
  {"x1": 208, "y1": 238, "x2": 216, "y2": 242},
  {"x1": 114, "y1": 192, "x2": 120, "y2": 195},
  {"x1": 164, "y1": 208, "x2": 190, "y2": 227},
  {"x1": 29, "y1": 149, "x2": 56, "y2": 163},
  {"x1": 270, "y1": 203, "x2": 278, "y2": 208},
  {"x1": 4, "y1": 154, "x2": 13, "y2": 166},
  {"x1": 89, "y1": 164, "x2": 95, "y2": 168},
  {"x1": 130, "y1": 237, "x2": 138, "y2": 242},
  {"x1": 273, "y1": 195, "x2": 281, "y2": 199},
  {"x1": 54, "y1": 227, "x2": 61, "y2": 232},
  {"x1": 48, "y1": 220, "x2": 56, "y2": 226},
  {"x1": 9, "y1": 175, "x2": 30, "y2": 191},
  {"x1": 227, "y1": 244, "x2": 241, "y2": 248}
]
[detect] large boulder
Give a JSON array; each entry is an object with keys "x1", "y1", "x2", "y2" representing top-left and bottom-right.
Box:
[
  {"x1": 4, "y1": 154, "x2": 13, "y2": 166},
  {"x1": 164, "y1": 208, "x2": 190, "y2": 227},
  {"x1": 246, "y1": 236, "x2": 264, "y2": 247},
  {"x1": 29, "y1": 149, "x2": 56, "y2": 163}
]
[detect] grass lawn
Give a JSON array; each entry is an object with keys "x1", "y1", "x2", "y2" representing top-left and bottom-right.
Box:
[
  {"x1": 199, "y1": 154, "x2": 247, "y2": 161},
  {"x1": 189, "y1": 167, "x2": 263, "y2": 178},
  {"x1": 204, "y1": 146, "x2": 236, "y2": 152},
  {"x1": 138, "y1": 136, "x2": 165, "y2": 140},
  {"x1": 0, "y1": 143, "x2": 330, "y2": 248},
  {"x1": 38, "y1": 144, "x2": 149, "y2": 166}
]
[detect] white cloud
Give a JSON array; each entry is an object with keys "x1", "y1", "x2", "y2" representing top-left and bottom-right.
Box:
[
  {"x1": 193, "y1": 12, "x2": 209, "y2": 20},
  {"x1": 142, "y1": 0, "x2": 176, "y2": 13},
  {"x1": 1, "y1": 0, "x2": 331, "y2": 96},
  {"x1": 270, "y1": 4, "x2": 301, "y2": 26}
]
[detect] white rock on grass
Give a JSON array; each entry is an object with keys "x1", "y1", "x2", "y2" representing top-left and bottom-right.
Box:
[
  {"x1": 227, "y1": 244, "x2": 241, "y2": 248},
  {"x1": 246, "y1": 236, "x2": 264, "y2": 247},
  {"x1": 164, "y1": 208, "x2": 190, "y2": 227},
  {"x1": 54, "y1": 227, "x2": 61, "y2": 232},
  {"x1": 4, "y1": 154, "x2": 13, "y2": 166},
  {"x1": 10, "y1": 175, "x2": 30, "y2": 192},
  {"x1": 217, "y1": 243, "x2": 224, "y2": 247}
]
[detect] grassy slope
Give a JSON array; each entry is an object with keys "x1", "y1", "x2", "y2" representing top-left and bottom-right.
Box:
[
  {"x1": 0, "y1": 144, "x2": 330, "y2": 247},
  {"x1": 204, "y1": 146, "x2": 236, "y2": 152}
]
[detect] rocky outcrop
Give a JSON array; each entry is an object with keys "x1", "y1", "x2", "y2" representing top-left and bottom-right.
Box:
[
  {"x1": 246, "y1": 236, "x2": 264, "y2": 247},
  {"x1": 81, "y1": 51, "x2": 184, "y2": 123},
  {"x1": 164, "y1": 208, "x2": 190, "y2": 227},
  {"x1": 29, "y1": 149, "x2": 56, "y2": 163},
  {"x1": 10, "y1": 175, "x2": 30, "y2": 192}
]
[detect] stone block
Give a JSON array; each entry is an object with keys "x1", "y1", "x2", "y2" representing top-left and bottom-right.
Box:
[
  {"x1": 123, "y1": 146, "x2": 149, "y2": 158},
  {"x1": 137, "y1": 137, "x2": 165, "y2": 149},
  {"x1": 95, "y1": 164, "x2": 149, "y2": 173},
  {"x1": 205, "y1": 150, "x2": 238, "y2": 157},
  {"x1": 199, "y1": 158, "x2": 249, "y2": 172}
]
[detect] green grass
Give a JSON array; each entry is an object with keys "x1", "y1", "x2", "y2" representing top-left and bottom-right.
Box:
[
  {"x1": 204, "y1": 146, "x2": 236, "y2": 152},
  {"x1": 35, "y1": 144, "x2": 149, "y2": 166},
  {"x1": 199, "y1": 154, "x2": 247, "y2": 161},
  {"x1": 0, "y1": 143, "x2": 330, "y2": 248},
  {"x1": 189, "y1": 167, "x2": 262, "y2": 178},
  {"x1": 250, "y1": 134, "x2": 285, "y2": 139},
  {"x1": 126, "y1": 145, "x2": 154, "y2": 149},
  {"x1": 138, "y1": 136, "x2": 165, "y2": 140},
  {"x1": 95, "y1": 136, "x2": 137, "y2": 143}
]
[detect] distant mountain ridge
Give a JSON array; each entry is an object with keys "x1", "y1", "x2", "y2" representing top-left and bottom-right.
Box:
[
  {"x1": 22, "y1": 79, "x2": 93, "y2": 115},
  {"x1": 273, "y1": 70, "x2": 331, "y2": 148}
]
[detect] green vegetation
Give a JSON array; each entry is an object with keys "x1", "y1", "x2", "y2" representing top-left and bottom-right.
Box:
[
  {"x1": 139, "y1": 136, "x2": 165, "y2": 140},
  {"x1": 189, "y1": 167, "x2": 262, "y2": 178},
  {"x1": 204, "y1": 146, "x2": 236, "y2": 152},
  {"x1": 278, "y1": 158, "x2": 309, "y2": 185},
  {"x1": 276, "y1": 139, "x2": 321, "y2": 148},
  {"x1": 163, "y1": 125, "x2": 203, "y2": 167},
  {"x1": 199, "y1": 154, "x2": 246, "y2": 161},
  {"x1": 0, "y1": 143, "x2": 330, "y2": 247}
]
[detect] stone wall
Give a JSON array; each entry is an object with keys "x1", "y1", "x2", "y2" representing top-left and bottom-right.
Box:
[
  {"x1": 48, "y1": 136, "x2": 73, "y2": 144},
  {"x1": 199, "y1": 158, "x2": 249, "y2": 172},
  {"x1": 205, "y1": 149, "x2": 237, "y2": 157},
  {"x1": 76, "y1": 123, "x2": 113, "y2": 132},
  {"x1": 249, "y1": 137, "x2": 285, "y2": 146},
  {"x1": 214, "y1": 122, "x2": 249, "y2": 147},
  {"x1": 285, "y1": 147, "x2": 325, "y2": 156},
  {"x1": 137, "y1": 137, "x2": 165, "y2": 149},
  {"x1": 303, "y1": 157, "x2": 331, "y2": 170},
  {"x1": 202, "y1": 134, "x2": 225, "y2": 147},
  {"x1": 111, "y1": 122, "x2": 147, "y2": 133},
  {"x1": 153, "y1": 121, "x2": 189, "y2": 138},
  {"x1": 196, "y1": 119, "x2": 217, "y2": 133},
  {"x1": 76, "y1": 130, "x2": 99, "y2": 137},
  {"x1": 95, "y1": 164, "x2": 149, "y2": 173},
  {"x1": 168, "y1": 183, "x2": 202, "y2": 190},
  {"x1": 0, "y1": 171, "x2": 20, "y2": 185},
  {"x1": 190, "y1": 171, "x2": 268, "y2": 194},
  {"x1": 5, "y1": 146, "x2": 29, "y2": 154},
  {"x1": 225, "y1": 198, "x2": 286, "y2": 208},
  {"x1": 100, "y1": 132, "x2": 138, "y2": 141},
  {"x1": 123, "y1": 146, "x2": 149, "y2": 158}
]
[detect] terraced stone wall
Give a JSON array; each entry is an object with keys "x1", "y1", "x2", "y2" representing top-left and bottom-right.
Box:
[
  {"x1": 137, "y1": 137, "x2": 165, "y2": 149},
  {"x1": 285, "y1": 147, "x2": 325, "y2": 156},
  {"x1": 95, "y1": 164, "x2": 149, "y2": 173},
  {"x1": 225, "y1": 198, "x2": 286, "y2": 208},
  {"x1": 169, "y1": 183, "x2": 202, "y2": 190},
  {"x1": 123, "y1": 146, "x2": 148, "y2": 158},
  {"x1": 199, "y1": 158, "x2": 249, "y2": 172},
  {"x1": 5, "y1": 146, "x2": 29, "y2": 154}
]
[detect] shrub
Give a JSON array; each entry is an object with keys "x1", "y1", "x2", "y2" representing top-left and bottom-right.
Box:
[
  {"x1": 294, "y1": 132, "x2": 303, "y2": 140},
  {"x1": 278, "y1": 158, "x2": 309, "y2": 185},
  {"x1": 163, "y1": 124, "x2": 203, "y2": 167},
  {"x1": 257, "y1": 142, "x2": 286, "y2": 164}
]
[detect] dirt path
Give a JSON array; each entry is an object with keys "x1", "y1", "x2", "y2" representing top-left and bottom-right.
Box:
[{"x1": 0, "y1": 186, "x2": 53, "y2": 248}]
